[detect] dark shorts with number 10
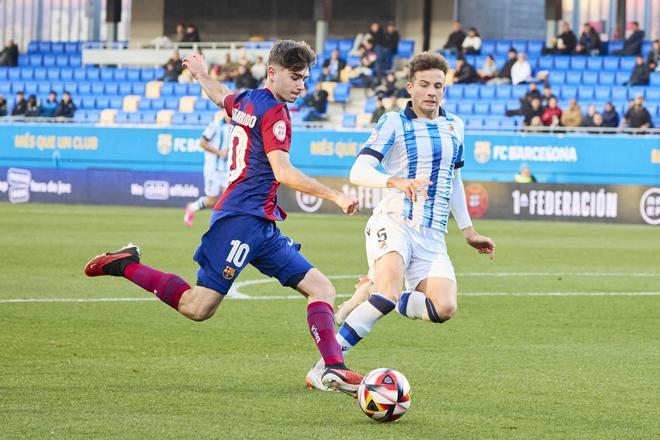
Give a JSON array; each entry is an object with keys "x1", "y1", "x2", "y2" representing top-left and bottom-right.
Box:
[{"x1": 193, "y1": 212, "x2": 314, "y2": 295}]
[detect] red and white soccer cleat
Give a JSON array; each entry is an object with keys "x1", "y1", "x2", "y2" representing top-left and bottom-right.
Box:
[
  {"x1": 184, "y1": 203, "x2": 196, "y2": 227},
  {"x1": 321, "y1": 367, "x2": 363, "y2": 398},
  {"x1": 305, "y1": 358, "x2": 330, "y2": 392},
  {"x1": 84, "y1": 243, "x2": 141, "y2": 277}
]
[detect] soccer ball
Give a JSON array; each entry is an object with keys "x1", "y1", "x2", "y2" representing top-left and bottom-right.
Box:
[{"x1": 357, "y1": 368, "x2": 411, "y2": 422}]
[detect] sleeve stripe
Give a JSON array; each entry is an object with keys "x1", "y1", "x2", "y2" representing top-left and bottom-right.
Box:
[
  {"x1": 360, "y1": 147, "x2": 384, "y2": 162},
  {"x1": 202, "y1": 136, "x2": 211, "y2": 142},
  {"x1": 454, "y1": 161, "x2": 464, "y2": 169}
]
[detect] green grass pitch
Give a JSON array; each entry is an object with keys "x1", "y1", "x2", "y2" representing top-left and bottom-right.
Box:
[{"x1": 0, "y1": 203, "x2": 658, "y2": 439}]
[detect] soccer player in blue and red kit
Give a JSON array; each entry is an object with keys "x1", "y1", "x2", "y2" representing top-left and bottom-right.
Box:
[{"x1": 84, "y1": 41, "x2": 363, "y2": 395}]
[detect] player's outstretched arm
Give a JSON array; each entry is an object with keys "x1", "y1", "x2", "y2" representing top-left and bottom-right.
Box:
[
  {"x1": 182, "y1": 53, "x2": 232, "y2": 107},
  {"x1": 267, "y1": 150, "x2": 359, "y2": 215},
  {"x1": 350, "y1": 154, "x2": 431, "y2": 202},
  {"x1": 450, "y1": 169, "x2": 496, "y2": 259}
]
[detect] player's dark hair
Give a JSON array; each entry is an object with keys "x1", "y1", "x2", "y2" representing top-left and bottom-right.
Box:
[
  {"x1": 267, "y1": 40, "x2": 316, "y2": 72},
  {"x1": 408, "y1": 52, "x2": 449, "y2": 81}
]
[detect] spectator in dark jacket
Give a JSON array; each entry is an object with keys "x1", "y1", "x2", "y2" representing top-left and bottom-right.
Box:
[
  {"x1": 382, "y1": 22, "x2": 400, "y2": 56},
  {"x1": 25, "y1": 95, "x2": 41, "y2": 117},
  {"x1": 523, "y1": 97, "x2": 544, "y2": 126},
  {"x1": 541, "y1": 84, "x2": 557, "y2": 108},
  {"x1": 443, "y1": 21, "x2": 466, "y2": 56},
  {"x1": 182, "y1": 24, "x2": 201, "y2": 42},
  {"x1": 553, "y1": 21, "x2": 577, "y2": 54},
  {"x1": 627, "y1": 55, "x2": 651, "y2": 85},
  {"x1": 575, "y1": 23, "x2": 601, "y2": 55},
  {"x1": 0, "y1": 39, "x2": 19, "y2": 67},
  {"x1": 601, "y1": 102, "x2": 619, "y2": 127},
  {"x1": 614, "y1": 21, "x2": 645, "y2": 55},
  {"x1": 374, "y1": 72, "x2": 400, "y2": 98},
  {"x1": 164, "y1": 50, "x2": 183, "y2": 76},
  {"x1": 0, "y1": 95, "x2": 7, "y2": 116},
  {"x1": 303, "y1": 82, "x2": 329, "y2": 121},
  {"x1": 624, "y1": 95, "x2": 653, "y2": 129},
  {"x1": 488, "y1": 48, "x2": 517, "y2": 84},
  {"x1": 11, "y1": 92, "x2": 27, "y2": 116},
  {"x1": 41, "y1": 92, "x2": 58, "y2": 117},
  {"x1": 646, "y1": 39, "x2": 659, "y2": 71},
  {"x1": 322, "y1": 49, "x2": 346, "y2": 82},
  {"x1": 371, "y1": 97, "x2": 386, "y2": 123},
  {"x1": 454, "y1": 58, "x2": 480, "y2": 84},
  {"x1": 234, "y1": 65, "x2": 257, "y2": 90},
  {"x1": 55, "y1": 92, "x2": 77, "y2": 118}
]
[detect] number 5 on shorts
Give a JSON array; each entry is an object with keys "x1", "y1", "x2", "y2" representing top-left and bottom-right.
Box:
[{"x1": 227, "y1": 240, "x2": 250, "y2": 267}]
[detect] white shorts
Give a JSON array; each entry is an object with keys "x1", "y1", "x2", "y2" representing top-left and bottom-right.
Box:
[
  {"x1": 365, "y1": 213, "x2": 455, "y2": 291},
  {"x1": 204, "y1": 170, "x2": 228, "y2": 197}
]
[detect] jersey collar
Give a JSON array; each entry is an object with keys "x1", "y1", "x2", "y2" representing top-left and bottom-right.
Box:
[{"x1": 402, "y1": 100, "x2": 447, "y2": 120}]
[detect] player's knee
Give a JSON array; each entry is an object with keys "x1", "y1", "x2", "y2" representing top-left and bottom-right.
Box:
[
  {"x1": 313, "y1": 281, "x2": 336, "y2": 303},
  {"x1": 427, "y1": 299, "x2": 457, "y2": 323},
  {"x1": 187, "y1": 307, "x2": 216, "y2": 322}
]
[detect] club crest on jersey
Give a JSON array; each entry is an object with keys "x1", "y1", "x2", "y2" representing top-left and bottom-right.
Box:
[
  {"x1": 273, "y1": 120, "x2": 287, "y2": 141},
  {"x1": 222, "y1": 265, "x2": 236, "y2": 280}
]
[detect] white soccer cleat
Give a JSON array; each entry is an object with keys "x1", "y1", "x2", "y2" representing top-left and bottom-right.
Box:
[
  {"x1": 335, "y1": 276, "x2": 372, "y2": 325},
  {"x1": 305, "y1": 358, "x2": 330, "y2": 391}
]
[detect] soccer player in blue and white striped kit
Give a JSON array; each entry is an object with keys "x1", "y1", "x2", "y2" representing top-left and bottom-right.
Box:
[{"x1": 307, "y1": 52, "x2": 496, "y2": 391}]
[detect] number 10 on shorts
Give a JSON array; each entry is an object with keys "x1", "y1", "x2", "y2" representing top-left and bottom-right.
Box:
[{"x1": 227, "y1": 240, "x2": 250, "y2": 267}]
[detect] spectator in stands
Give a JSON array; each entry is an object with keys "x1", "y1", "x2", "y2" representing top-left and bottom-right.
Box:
[
  {"x1": 647, "y1": 40, "x2": 660, "y2": 71},
  {"x1": 601, "y1": 102, "x2": 620, "y2": 127},
  {"x1": 161, "y1": 62, "x2": 179, "y2": 82},
  {"x1": 0, "y1": 39, "x2": 19, "y2": 67},
  {"x1": 541, "y1": 97, "x2": 562, "y2": 126},
  {"x1": 322, "y1": 49, "x2": 346, "y2": 82},
  {"x1": 546, "y1": 21, "x2": 577, "y2": 55},
  {"x1": 523, "y1": 97, "x2": 544, "y2": 126},
  {"x1": 511, "y1": 53, "x2": 532, "y2": 85},
  {"x1": 561, "y1": 99, "x2": 584, "y2": 127},
  {"x1": 183, "y1": 24, "x2": 201, "y2": 43},
  {"x1": 366, "y1": 21, "x2": 385, "y2": 48},
  {"x1": 250, "y1": 56, "x2": 267, "y2": 81},
  {"x1": 627, "y1": 55, "x2": 651, "y2": 85},
  {"x1": 454, "y1": 57, "x2": 480, "y2": 84},
  {"x1": 462, "y1": 27, "x2": 482, "y2": 55},
  {"x1": 172, "y1": 23, "x2": 186, "y2": 43},
  {"x1": 371, "y1": 97, "x2": 386, "y2": 123},
  {"x1": 0, "y1": 95, "x2": 7, "y2": 116},
  {"x1": 235, "y1": 65, "x2": 258, "y2": 90},
  {"x1": 25, "y1": 95, "x2": 40, "y2": 117},
  {"x1": 54, "y1": 91, "x2": 77, "y2": 118},
  {"x1": 373, "y1": 72, "x2": 400, "y2": 98},
  {"x1": 351, "y1": 39, "x2": 378, "y2": 86},
  {"x1": 488, "y1": 48, "x2": 517, "y2": 84},
  {"x1": 591, "y1": 112, "x2": 605, "y2": 131},
  {"x1": 614, "y1": 21, "x2": 645, "y2": 55},
  {"x1": 382, "y1": 21, "x2": 400, "y2": 59},
  {"x1": 575, "y1": 23, "x2": 601, "y2": 55},
  {"x1": 541, "y1": 83, "x2": 557, "y2": 107},
  {"x1": 582, "y1": 104, "x2": 598, "y2": 126},
  {"x1": 11, "y1": 92, "x2": 27, "y2": 116},
  {"x1": 443, "y1": 21, "x2": 466, "y2": 56},
  {"x1": 164, "y1": 49, "x2": 183, "y2": 76},
  {"x1": 515, "y1": 164, "x2": 537, "y2": 183},
  {"x1": 41, "y1": 91, "x2": 58, "y2": 117},
  {"x1": 623, "y1": 95, "x2": 653, "y2": 129},
  {"x1": 302, "y1": 82, "x2": 329, "y2": 121},
  {"x1": 511, "y1": 82, "x2": 542, "y2": 117},
  {"x1": 478, "y1": 55, "x2": 498, "y2": 82},
  {"x1": 220, "y1": 52, "x2": 239, "y2": 81}
]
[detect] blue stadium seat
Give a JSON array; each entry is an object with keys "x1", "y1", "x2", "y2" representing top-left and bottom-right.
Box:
[
  {"x1": 0, "y1": 68, "x2": 8, "y2": 80},
  {"x1": 495, "y1": 41, "x2": 511, "y2": 54},
  {"x1": 0, "y1": 82, "x2": 10, "y2": 95},
  {"x1": 187, "y1": 83, "x2": 201, "y2": 96},
  {"x1": 150, "y1": 98, "x2": 165, "y2": 110},
  {"x1": 24, "y1": 82, "x2": 38, "y2": 95},
  {"x1": 141, "y1": 111, "x2": 157, "y2": 123},
  {"x1": 115, "y1": 112, "x2": 130, "y2": 123},
  {"x1": 56, "y1": 56, "x2": 69, "y2": 67},
  {"x1": 90, "y1": 83, "x2": 104, "y2": 95},
  {"x1": 527, "y1": 40, "x2": 544, "y2": 55},
  {"x1": 570, "y1": 57, "x2": 586, "y2": 70},
  {"x1": 11, "y1": 81, "x2": 25, "y2": 93},
  {"x1": 553, "y1": 57, "x2": 570, "y2": 70},
  {"x1": 160, "y1": 83, "x2": 175, "y2": 96},
  {"x1": 100, "y1": 69, "x2": 114, "y2": 81},
  {"x1": 333, "y1": 83, "x2": 351, "y2": 103},
  {"x1": 587, "y1": 58, "x2": 603, "y2": 70},
  {"x1": 85, "y1": 110, "x2": 101, "y2": 123},
  {"x1": 641, "y1": 41, "x2": 653, "y2": 57},
  {"x1": 109, "y1": 96, "x2": 123, "y2": 109},
  {"x1": 127, "y1": 112, "x2": 143, "y2": 123},
  {"x1": 483, "y1": 117, "x2": 501, "y2": 129},
  {"x1": 560, "y1": 85, "x2": 577, "y2": 99},
  {"x1": 138, "y1": 99, "x2": 151, "y2": 110},
  {"x1": 473, "y1": 102, "x2": 490, "y2": 115},
  {"x1": 443, "y1": 101, "x2": 458, "y2": 114},
  {"x1": 342, "y1": 113, "x2": 357, "y2": 128},
  {"x1": 511, "y1": 41, "x2": 527, "y2": 54},
  {"x1": 63, "y1": 82, "x2": 77, "y2": 94},
  {"x1": 131, "y1": 83, "x2": 146, "y2": 95},
  {"x1": 37, "y1": 83, "x2": 51, "y2": 94},
  {"x1": 51, "y1": 42, "x2": 65, "y2": 53},
  {"x1": 651, "y1": 73, "x2": 660, "y2": 87},
  {"x1": 38, "y1": 41, "x2": 51, "y2": 52},
  {"x1": 500, "y1": 117, "x2": 517, "y2": 129},
  {"x1": 598, "y1": 71, "x2": 615, "y2": 84},
  {"x1": 458, "y1": 102, "x2": 473, "y2": 114},
  {"x1": 490, "y1": 101, "x2": 506, "y2": 115},
  {"x1": 174, "y1": 83, "x2": 188, "y2": 96},
  {"x1": 140, "y1": 68, "x2": 156, "y2": 81},
  {"x1": 114, "y1": 68, "x2": 128, "y2": 81},
  {"x1": 615, "y1": 71, "x2": 629, "y2": 85},
  {"x1": 538, "y1": 56, "x2": 554, "y2": 70},
  {"x1": 324, "y1": 40, "x2": 339, "y2": 54},
  {"x1": 20, "y1": 68, "x2": 35, "y2": 80},
  {"x1": 582, "y1": 71, "x2": 598, "y2": 85},
  {"x1": 646, "y1": 87, "x2": 660, "y2": 102},
  {"x1": 495, "y1": 86, "x2": 511, "y2": 100},
  {"x1": 60, "y1": 68, "x2": 74, "y2": 81},
  {"x1": 73, "y1": 69, "x2": 86, "y2": 81},
  {"x1": 198, "y1": 112, "x2": 215, "y2": 124},
  {"x1": 397, "y1": 40, "x2": 415, "y2": 59},
  {"x1": 8, "y1": 69, "x2": 21, "y2": 80},
  {"x1": 364, "y1": 98, "x2": 377, "y2": 113},
  {"x1": 338, "y1": 39, "x2": 353, "y2": 57},
  {"x1": 118, "y1": 83, "x2": 132, "y2": 95},
  {"x1": 610, "y1": 86, "x2": 627, "y2": 101},
  {"x1": 164, "y1": 98, "x2": 179, "y2": 110},
  {"x1": 95, "y1": 97, "x2": 110, "y2": 109},
  {"x1": 608, "y1": 41, "x2": 623, "y2": 54},
  {"x1": 465, "y1": 117, "x2": 484, "y2": 128},
  {"x1": 86, "y1": 68, "x2": 100, "y2": 81},
  {"x1": 171, "y1": 113, "x2": 186, "y2": 125},
  {"x1": 464, "y1": 86, "x2": 479, "y2": 99},
  {"x1": 28, "y1": 41, "x2": 40, "y2": 53},
  {"x1": 479, "y1": 86, "x2": 496, "y2": 100},
  {"x1": 548, "y1": 71, "x2": 565, "y2": 84},
  {"x1": 65, "y1": 42, "x2": 79, "y2": 54},
  {"x1": 595, "y1": 87, "x2": 611, "y2": 101},
  {"x1": 481, "y1": 40, "x2": 496, "y2": 55},
  {"x1": 77, "y1": 82, "x2": 91, "y2": 95},
  {"x1": 566, "y1": 71, "x2": 581, "y2": 84},
  {"x1": 18, "y1": 55, "x2": 30, "y2": 66},
  {"x1": 445, "y1": 86, "x2": 461, "y2": 99},
  {"x1": 127, "y1": 69, "x2": 140, "y2": 82},
  {"x1": 29, "y1": 54, "x2": 42, "y2": 66},
  {"x1": 627, "y1": 87, "x2": 644, "y2": 99},
  {"x1": 603, "y1": 57, "x2": 619, "y2": 70},
  {"x1": 47, "y1": 68, "x2": 60, "y2": 80},
  {"x1": 578, "y1": 86, "x2": 594, "y2": 100},
  {"x1": 82, "y1": 97, "x2": 96, "y2": 109},
  {"x1": 620, "y1": 57, "x2": 636, "y2": 71},
  {"x1": 511, "y1": 85, "x2": 527, "y2": 99},
  {"x1": 73, "y1": 110, "x2": 88, "y2": 123}
]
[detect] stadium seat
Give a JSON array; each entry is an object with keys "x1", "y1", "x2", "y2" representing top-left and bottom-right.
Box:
[
  {"x1": 566, "y1": 71, "x2": 581, "y2": 85},
  {"x1": 397, "y1": 40, "x2": 415, "y2": 59},
  {"x1": 445, "y1": 86, "x2": 461, "y2": 99},
  {"x1": 86, "y1": 68, "x2": 100, "y2": 81},
  {"x1": 179, "y1": 96, "x2": 197, "y2": 112},
  {"x1": 60, "y1": 68, "x2": 73, "y2": 81},
  {"x1": 95, "y1": 97, "x2": 110, "y2": 109},
  {"x1": 443, "y1": 101, "x2": 458, "y2": 114},
  {"x1": 56, "y1": 56, "x2": 69, "y2": 67},
  {"x1": 495, "y1": 86, "x2": 511, "y2": 100},
  {"x1": 64, "y1": 42, "x2": 79, "y2": 53},
  {"x1": 527, "y1": 40, "x2": 544, "y2": 55},
  {"x1": 473, "y1": 102, "x2": 490, "y2": 115},
  {"x1": 109, "y1": 96, "x2": 123, "y2": 109},
  {"x1": 464, "y1": 86, "x2": 479, "y2": 99},
  {"x1": 490, "y1": 101, "x2": 506, "y2": 115},
  {"x1": 187, "y1": 83, "x2": 201, "y2": 96},
  {"x1": 603, "y1": 57, "x2": 619, "y2": 70},
  {"x1": 91, "y1": 83, "x2": 104, "y2": 95},
  {"x1": 560, "y1": 85, "x2": 577, "y2": 99},
  {"x1": 174, "y1": 83, "x2": 188, "y2": 96},
  {"x1": 466, "y1": 116, "x2": 484, "y2": 128},
  {"x1": 115, "y1": 112, "x2": 130, "y2": 123},
  {"x1": 126, "y1": 69, "x2": 141, "y2": 82},
  {"x1": 479, "y1": 86, "x2": 496, "y2": 100},
  {"x1": 610, "y1": 86, "x2": 627, "y2": 101},
  {"x1": 28, "y1": 41, "x2": 39, "y2": 52},
  {"x1": 458, "y1": 102, "x2": 473, "y2": 114},
  {"x1": 139, "y1": 68, "x2": 155, "y2": 81},
  {"x1": 570, "y1": 57, "x2": 586, "y2": 70},
  {"x1": 505, "y1": 100, "x2": 519, "y2": 111},
  {"x1": 500, "y1": 118, "x2": 517, "y2": 129},
  {"x1": 364, "y1": 98, "x2": 377, "y2": 113},
  {"x1": 138, "y1": 99, "x2": 151, "y2": 110},
  {"x1": 100, "y1": 69, "x2": 114, "y2": 81},
  {"x1": 37, "y1": 83, "x2": 51, "y2": 94},
  {"x1": 155, "y1": 109, "x2": 173, "y2": 125},
  {"x1": 73, "y1": 69, "x2": 86, "y2": 81},
  {"x1": 24, "y1": 82, "x2": 38, "y2": 95},
  {"x1": 538, "y1": 56, "x2": 554, "y2": 70},
  {"x1": 141, "y1": 111, "x2": 157, "y2": 123},
  {"x1": 646, "y1": 87, "x2": 660, "y2": 102},
  {"x1": 51, "y1": 42, "x2": 65, "y2": 53},
  {"x1": 118, "y1": 83, "x2": 132, "y2": 95},
  {"x1": 608, "y1": 41, "x2": 624, "y2": 54},
  {"x1": 63, "y1": 81, "x2": 77, "y2": 94},
  {"x1": 481, "y1": 41, "x2": 496, "y2": 55},
  {"x1": 587, "y1": 58, "x2": 603, "y2": 70},
  {"x1": 29, "y1": 54, "x2": 43, "y2": 66},
  {"x1": 42, "y1": 54, "x2": 56, "y2": 67},
  {"x1": 338, "y1": 39, "x2": 353, "y2": 57},
  {"x1": 8, "y1": 69, "x2": 21, "y2": 81},
  {"x1": 123, "y1": 96, "x2": 140, "y2": 112},
  {"x1": 82, "y1": 97, "x2": 96, "y2": 109},
  {"x1": 68, "y1": 54, "x2": 82, "y2": 66},
  {"x1": 323, "y1": 40, "x2": 339, "y2": 54},
  {"x1": 578, "y1": 86, "x2": 594, "y2": 100},
  {"x1": 73, "y1": 110, "x2": 88, "y2": 123},
  {"x1": 342, "y1": 113, "x2": 357, "y2": 128},
  {"x1": 548, "y1": 71, "x2": 565, "y2": 84},
  {"x1": 598, "y1": 71, "x2": 615, "y2": 84},
  {"x1": 160, "y1": 82, "x2": 175, "y2": 96},
  {"x1": 495, "y1": 41, "x2": 511, "y2": 54},
  {"x1": 0, "y1": 68, "x2": 7, "y2": 80},
  {"x1": 651, "y1": 73, "x2": 660, "y2": 87},
  {"x1": 620, "y1": 57, "x2": 637, "y2": 71},
  {"x1": 333, "y1": 83, "x2": 351, "y2": 103},
  {"x1": 131, "y1": 83, "x2": 146, "y2": 95},
  {"x1": 483, "y1": 117, "x2": 501, "y2": 129},
  {"x1": 150, "y1": 98, "x2": 165, "y2": 110},
  {"x1": 38, "y1": 41, "x2": 51, "y2": 52},
  {"x1": 511, "y1": 85, "x2": 527, "y2": 99},
  {"x1": 628, "y1": 87, "x2": 644, "y2": 99},
  {"x1": 194, "y1": 99, "x2": 210, "y2": 112},
  {"x1": 20, "y1": 68, "x2": 35, "y2": 80},
  {"x1": 594, "y1": 87, "x2": 611, "y2": 101},
  {"x1": 553, "y1": 57, "x2": 570, "y2": 70},
  {"x1": 47, "y1": 68, "x2": 60, "y2": 80},
  {"x1": 164, "y1": 98, "x2": 179, "y2": 110},
  {"x1": 99, "y1": 109, "x2": 117, "y2": 124},
  {"x1": 0, "y1": 83, "x2": 10, "y2": 95},
  {"x1": 113, "y1": 68, "x2": 128, "y2": 81},
  {"x1": 171, "y1": 112, "x2": 186, "y2": 125},
  {"x1": 582, "y1": 71, "x2": 598, "y2": 85},
  {"x1": 615, "y1": 71, "x2": 629, "y2": 85},
  {"x1": 75, "y1": 82, "x2": 91, "y2": 95}
]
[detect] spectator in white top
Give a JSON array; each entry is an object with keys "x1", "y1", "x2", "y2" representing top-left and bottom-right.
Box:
[
  {"x1": 462, "y1": 27, "x2": 482, "y2": 55},
  {"x1": 250, "y1": 56, "x2": 267, "y2": 81},
  {"x1": 511, "y1": 53, "x2": 532, "y2": 85}
]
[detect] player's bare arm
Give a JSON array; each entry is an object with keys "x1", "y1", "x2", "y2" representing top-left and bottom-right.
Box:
[
  {"x1": 199, "y1": 137, "x2": 228, "y2": 158},
  {"x1": 350, "y1": 154, "x2": 430, "y2": 202},
  {"x1": 183, "y1": 53, "x2": 232, "y2": 107},
  {"x1": 267, "y1": 150, "x2": 359, "y2": 215}
]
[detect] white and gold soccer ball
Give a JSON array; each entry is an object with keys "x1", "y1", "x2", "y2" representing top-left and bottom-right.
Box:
[{"x1": 357, "y1": 368, "x2": 411, "y2": 422}]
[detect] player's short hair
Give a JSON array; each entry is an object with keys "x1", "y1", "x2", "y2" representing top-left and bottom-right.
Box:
[
  {"x1": 268, "y1": 40, "x2": 316, "y2": 72},
  {"x1": 408, "y1": 52, "x2": 449, "y2": 81}
]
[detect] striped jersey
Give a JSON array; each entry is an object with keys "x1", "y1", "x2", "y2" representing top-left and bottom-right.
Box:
[
  {"x1": 359, "y1": 101, "x2": 465, "y2": 232},
  {"x1": 201, "y1": 119, "x2": 232, "y2": 174}
]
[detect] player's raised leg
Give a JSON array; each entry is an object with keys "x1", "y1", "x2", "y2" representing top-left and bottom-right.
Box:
[{"x1": 397, "y1": 277, "x2": 457, "y2": 323}]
